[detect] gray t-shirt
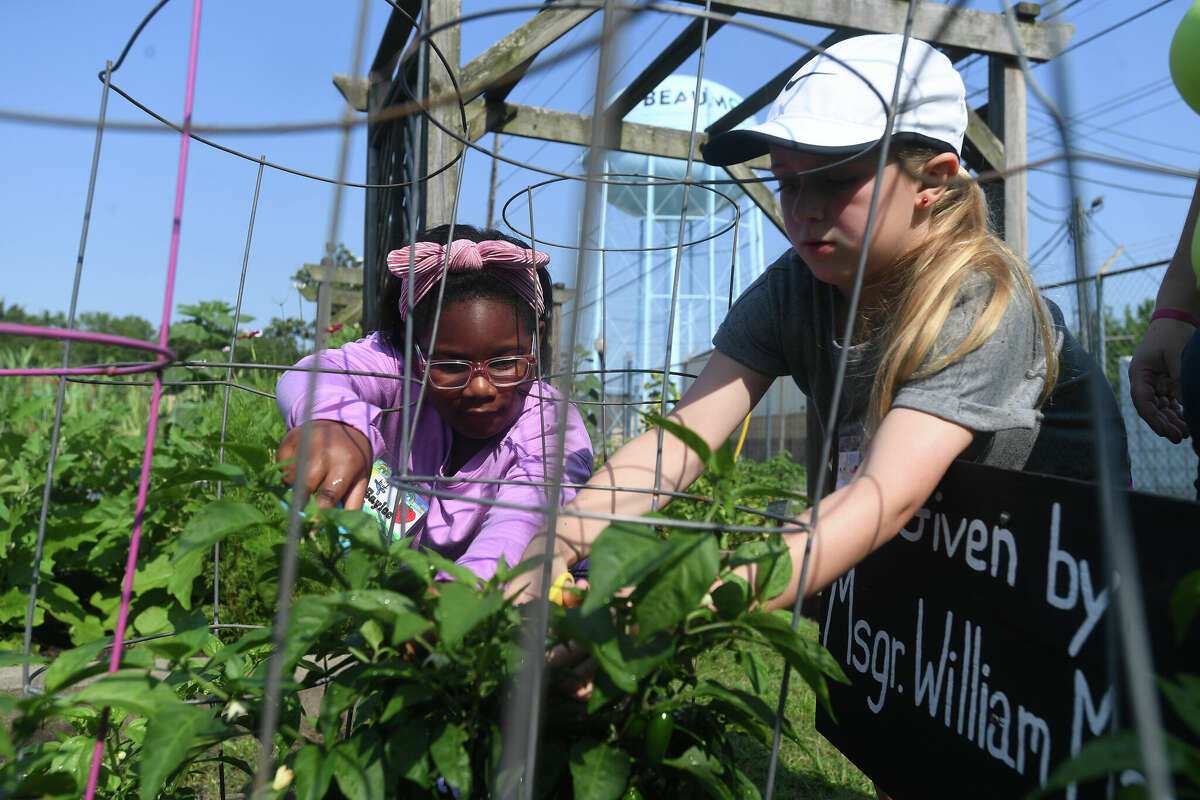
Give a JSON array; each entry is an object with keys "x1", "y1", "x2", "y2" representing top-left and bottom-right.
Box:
[{"x1": 713, "y1": 249, "x2": 1055, "y2": 496}]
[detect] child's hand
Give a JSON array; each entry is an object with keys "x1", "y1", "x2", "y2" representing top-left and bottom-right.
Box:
[
  {"x1": 1129, "y1": 318, "x2": 1193, "y2": 442},
  {"x1": 277, "y1": 420, "x2": 371, "y2": 509}
]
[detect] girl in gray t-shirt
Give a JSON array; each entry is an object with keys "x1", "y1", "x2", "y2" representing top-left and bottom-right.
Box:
[{"x1": 517, "y1": 34, "x2": 1123, "y2": 612}]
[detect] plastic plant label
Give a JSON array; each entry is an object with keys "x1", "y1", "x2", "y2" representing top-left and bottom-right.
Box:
[{"x1": 361, "y1": 459, "x2": 429, "y2": 540}]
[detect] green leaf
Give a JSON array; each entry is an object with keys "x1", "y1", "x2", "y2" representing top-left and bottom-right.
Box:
[
  {"x1": 1171, "y1": 570, "x2": 1200, "y2": 644},
  {"x1": 175, "y1": 499, "x2": 266, "y2": 557},
  {"x1": 435, "y1": 582, "x2": 504, "y2": 649},
  {"x1": 131, "y1": 554, "x2": 175, "y2": 595},
  {"x1": 1036, "y1": 731, "x2": 1183, "y2": 793},
  {"x1": 0, "y1": 650, "x2": 45, "y2": 669},
  {"x1": 1158, "y1": 674, "x2": 1200, "y2": 740},
  {"x1": 384, "y1": 721, "x2": 430, "y2": 786},
  {"x1": 709, "y1": 441, "x2": 736, "y2": 480},
  {"x1": 0, "y1": 586, "x2": 32, "y2": 624},
  {"x1": 218, "y1": 441, "x2": 274, "y2": 473},
  {"x1": 429, "y1": 722, "x2": 472, "y2": 797},
  {"x1": 379, "y1": 684, "x2": 435, "y2": 723},
  {"x1": 151, "y1": 463, "x2": 247, "y2": 493},
  {"x1": 421, "y1": 550, "x2": 480, "y2": 585},
  {"x1": 137, "y1": 702, "x2": 220, "y2": 800},
  {"x1": 11, "y1": 767, "x2": 79, "y2": 798},
  {"x1": 737, "y1": 648, "x2": 768, "y2": 696},
  {"x1": 642, "y1": 412, "x2": 712, "y2": 464},
  {"x1": 42, "y1": 639, "x2": 109, "y2": 694},
  {"x1": 292, "y1": 746, "x2": 334, "y2": 800},
  {"x1": 663, "y1": 746, "x2": 733, "y2": 800},
  {"x1": 565, "y1": 608, "x2": 675, "y2": 694},
  {"x1": 37, "y1": 580, "x2": 88, "y2": 628},
  {"x1": 634, "y1": 532, "x2": 720, "y2": 635},
  {"x1": 318, "y1": 679, "x2": 363, "y2": 741},
  {"x1": 331, "y1": 733, "x2": 385, "y2": 800},
  {"x1": 360, "y1": 618, "x2": 384, "y2": 652},
  {"x1": 569, "y1": 739, "x2": 631, "y2": 800},
  {"x1": 70, "y1": 671, "x2": 180, "y2": 718},
  {"x1": 168, "y1": 549, "x2": 206, "y2": 610},
  {"x1": 133, "y1": 604, "x2": 169, "y2": 636},
  {"x1": 143, "y1": 608, "x2": 212, "y2": 663},
  {"x1": 740, "y1": 611, "x2": 848, "y2": 719},
  {"x1": 735, "y1": 484, "x2": 810, "y2": 506},
  {"x1": 694, "y1": 680, "x2": 802, "y2": 747},
  {"x1": 711, "y1": 580, "x2": 747, "y2": 620},
  {"x1": 730, "y1": 537, "x2": 792, "y2": 602},
  {"x1": 583, "y1": 521, "x2": 677, "y2": 615},
  {"x1": 46, "y1": 734, "x2": 94, "y2": 791}
]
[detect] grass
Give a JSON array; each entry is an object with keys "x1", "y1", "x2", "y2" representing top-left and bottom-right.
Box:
[{"x1": 696, "y1": 620, "x2": 876, "y2": 800}]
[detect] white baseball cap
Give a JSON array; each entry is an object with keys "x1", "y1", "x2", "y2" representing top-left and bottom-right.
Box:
[{"x1": 702, "y1": 34, "x2": 967, "y2": 166}]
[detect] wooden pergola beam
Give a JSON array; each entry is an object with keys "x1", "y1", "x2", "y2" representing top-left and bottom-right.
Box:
[
  {"x1": 603, "y1": 16, "x2": 729, "y2": 122},
  {"x1": 965, "y1": 106, "x2": 1005, "y2": 173},
  {"x1": 456, "y1": 4, "x2": 599, "y2": 104},
  {"x1": 464, "y1": 98, "x2": 770, "y2": 170},
  {"x1": 723, "y1": 162, "x2": 784, "y2": 234},
  {"x1": 370, "y1": 0, "x2": 422, "y2": 83},
  {"x1": 463, "y1": 97, "x2": 787, "y2": 236},
  {"x1": 679, "y1": 0, "x2": 1071, "y2": 61}
]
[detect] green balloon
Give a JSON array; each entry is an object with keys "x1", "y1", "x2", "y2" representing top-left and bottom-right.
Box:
[
  {"x1": 1192, "y1": 224, "x2": 1200, "y2": 291},
  {"x1": 1171, "y1": 0, "x2": 1200, "y2": 114}
]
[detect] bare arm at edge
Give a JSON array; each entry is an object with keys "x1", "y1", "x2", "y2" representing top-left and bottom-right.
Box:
[{"x1": 1129, "y1": 176, "x2": 1200, "y2": 442}]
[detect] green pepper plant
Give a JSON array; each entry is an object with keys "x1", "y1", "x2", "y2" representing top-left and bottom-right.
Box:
[{"x1": 1, "y1": 412, "x2": 844, "y2": 798}]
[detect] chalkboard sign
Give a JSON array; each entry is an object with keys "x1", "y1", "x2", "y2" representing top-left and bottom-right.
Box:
[{"x1": 815, "y1": 461, "x2": 1200, "y2": 800}]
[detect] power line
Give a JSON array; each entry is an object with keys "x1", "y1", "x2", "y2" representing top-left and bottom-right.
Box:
[
  {"x1": 1030, "y1": 167, "x2": 1196, "y2": 199},
  {"x1": 1029, "y1": 191, "x2": 1072, "y2": 212},
  {"x1": 1027, "y1": 202, "x2": 1062, "y2": 223},
  {"x1": 1029, "y1": 221, "x2": 1071, "y2": 265},
  {"x1": 1044, "y1": 0, "x2": 1089, "y2": 21},
  {"x1": 1055, "y1": 0, "x2": 1173, "y2": 58},
  {"x1": 1025, "y1": 121, "x2": 1193, "y2": 175},
  {"x1": 1028, "y1": 102, "x2": 1200, "y2": 159},
  {"x1": 967, "y1": 1, "x2": 1174, "y2": 102},
  {"x1": 1088, "y1": 216, "x2": 1139, "y2": 266},
  {"x1": 1026, "y1": 79, "x2": 1176, "y2": 141},
  {"x1": 1025, "y1": 78, "x2": 1174, "y2": 139}
]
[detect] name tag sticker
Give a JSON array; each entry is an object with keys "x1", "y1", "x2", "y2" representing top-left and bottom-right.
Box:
[
  {"x1": 362, "y1": 460, "x2": 429, "y2": 540},
  {"x1": 836, "y1": 433, "x2": 862, "y2": 490}
]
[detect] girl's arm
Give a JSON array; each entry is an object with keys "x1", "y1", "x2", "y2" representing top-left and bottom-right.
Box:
[
  {"x1": 516, "y1": 352, "x2": 774, "y2": 593},
  {"x1": 1128, "y1": 177, "x2": 1200, "y2": 442},
  {"x1": 746, "y1": 407, "x2": 973, "y2": 608},
  {"x1": 275, "y1": 334, "x2": 406, "y2": 508},
  {"x1": 275, "y1": 334, "x2": 405, "y2": 456}
]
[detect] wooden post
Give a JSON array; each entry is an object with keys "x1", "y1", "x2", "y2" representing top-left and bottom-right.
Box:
[
  {"x1": 986, "y1": 56, "x2": 1028, "y2": 260},
  {"x1": 424, "y1": 0, "x2": 462, "y2": 227},
  {"x1": 1002, "y1": 60, "x2": 1028, "y2": 260}
]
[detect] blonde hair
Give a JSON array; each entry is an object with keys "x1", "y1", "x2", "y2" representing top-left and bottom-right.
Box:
[{"x1": 864, "y1": 145, "x2": 1059, "y2": 434}]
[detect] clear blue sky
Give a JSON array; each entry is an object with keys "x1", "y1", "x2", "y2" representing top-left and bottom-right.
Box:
[{"x1": 2, "y1": 0, "x2": 1197, "y2": 340}]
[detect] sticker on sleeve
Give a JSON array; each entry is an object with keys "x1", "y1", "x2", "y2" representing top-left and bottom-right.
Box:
[
  {"x1": 836, "y1": 433, "x2": 862, "y2": 490},
  {"x1": 361, "y1": 459, "x2": 429, "y2": 541}
]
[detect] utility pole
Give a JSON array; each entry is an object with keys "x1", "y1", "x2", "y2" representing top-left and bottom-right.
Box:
[{"x1": 1069, "y1": 196, "x2": 1094, "y2": 352}]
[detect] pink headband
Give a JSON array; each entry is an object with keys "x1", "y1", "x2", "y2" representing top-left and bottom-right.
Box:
[{"x1": 387, "y1": 239, "x2": 549, "y2": 320}]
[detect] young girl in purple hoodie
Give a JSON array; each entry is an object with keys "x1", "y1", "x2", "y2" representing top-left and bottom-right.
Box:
[{"x1": 276, "y1": 224, "x2": 593, "y2": 581}]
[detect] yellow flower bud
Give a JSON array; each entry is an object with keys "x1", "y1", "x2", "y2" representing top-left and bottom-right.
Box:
[{"x1": 272, "y1": 765, "x2": 294, "y2": 791}]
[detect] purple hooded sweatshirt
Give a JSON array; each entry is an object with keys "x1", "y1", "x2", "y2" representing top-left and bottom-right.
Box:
[{"x1": 276, "y1": 333, "x2": 593, "y2": 581}]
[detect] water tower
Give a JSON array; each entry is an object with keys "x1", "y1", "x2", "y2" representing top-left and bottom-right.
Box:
[{"x1": 580, "y1": 75, "x2": 767, "y2": 407}]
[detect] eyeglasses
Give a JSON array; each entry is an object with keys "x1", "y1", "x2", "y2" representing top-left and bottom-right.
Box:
[{"x1": 414, "y1": 344, "x2": 537, "y2": 390}]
